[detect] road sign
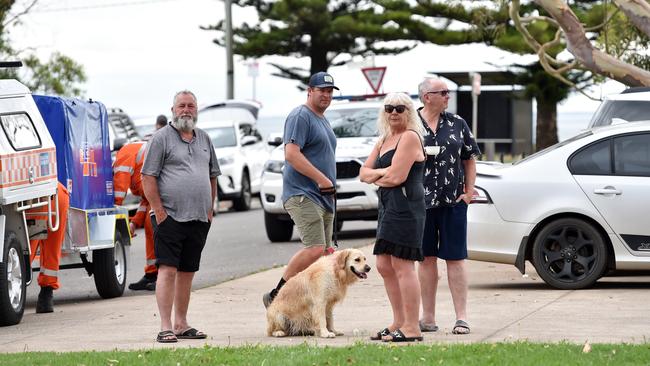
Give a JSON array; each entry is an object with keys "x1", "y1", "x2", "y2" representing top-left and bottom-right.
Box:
[
  {"x1": 248, "y1": 60, "x2": 259, "y2": 77},
  {"x1": 361, "y1": 67, "x2": 386, "y2": 94}
]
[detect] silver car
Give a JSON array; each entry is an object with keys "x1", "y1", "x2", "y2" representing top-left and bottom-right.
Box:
[{"x1": 468, "y1": 122, "x2": 650, "y2": 289}]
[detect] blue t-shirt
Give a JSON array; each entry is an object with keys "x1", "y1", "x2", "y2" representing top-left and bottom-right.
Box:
[{"x1": 281, "y1": 105, "x2": 337, "y2": 212}]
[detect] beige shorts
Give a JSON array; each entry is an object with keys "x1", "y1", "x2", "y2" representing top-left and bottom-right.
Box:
[{"x1": 284, "y1": 195, "x2": 334, "y2": 248}]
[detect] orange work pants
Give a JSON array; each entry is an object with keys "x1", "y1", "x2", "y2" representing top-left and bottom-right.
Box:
[
  {"x1": 143, "y1": 205, "x2": 156, "y2": 275},
  {"x1": 29, "y1": 183, "x2": 69, "y2": 289}
]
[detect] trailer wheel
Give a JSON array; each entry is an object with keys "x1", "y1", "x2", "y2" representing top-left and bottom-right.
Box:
[
  {"x1": 0, "y1": 233, "x2": 25, "y2": 326},
  {"x1": 93, "y1": 231, "x2": 127, "y2": 298}
]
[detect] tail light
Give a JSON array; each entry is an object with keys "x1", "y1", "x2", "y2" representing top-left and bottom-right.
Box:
[{"x1": 470, "y1": 186, "x2": 492, "y2": 204}]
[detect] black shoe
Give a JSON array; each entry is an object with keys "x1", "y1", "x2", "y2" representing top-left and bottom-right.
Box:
[
  {"x1": 145, "y1": 281, "x2": 156, "y2": 291},
  {"x1": 128, "y1": 275, "x2": 157, "y2": 291},
  {"x1": 36, "y1": 286, "x2": 54, "y2": 313},
  {"x1": 263, "y1": 289, "x2": 278, "y2": 309}
]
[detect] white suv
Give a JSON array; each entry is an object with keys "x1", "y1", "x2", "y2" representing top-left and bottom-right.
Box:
[
  {"x1": 199, "y1": 101, "x2": 270, "y2": 212},
  {"x1": 201, "y1": 119, "x2": 270, "y2": 212},
  {"x1": 588, "y1": 87, "x2": 650, "y2": 128},
  {"x1": 260, "y1": 100, "x2": 383, "y2": 242}
]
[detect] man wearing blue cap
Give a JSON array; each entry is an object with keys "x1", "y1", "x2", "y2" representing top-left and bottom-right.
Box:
[{"x1": 263, "y1": 72, "x2": 339, "y2": 308}]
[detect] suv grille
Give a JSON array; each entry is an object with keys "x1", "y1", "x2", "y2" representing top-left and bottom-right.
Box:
[{"x1": 336, "y1": 160, "x2": 361, "y2": 179}]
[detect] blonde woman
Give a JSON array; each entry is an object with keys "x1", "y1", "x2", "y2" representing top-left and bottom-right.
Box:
[{"x1": 360, "y1": 92, "x2": 426, "y2": 342}]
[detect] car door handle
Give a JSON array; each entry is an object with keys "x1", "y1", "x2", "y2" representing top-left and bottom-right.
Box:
[{"x1": 594, "y1": 187, "x2": 622, "y2": 195}]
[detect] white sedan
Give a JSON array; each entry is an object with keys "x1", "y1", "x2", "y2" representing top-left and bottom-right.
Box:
[{"x1": 468, "y1": 122, "x2": 650, "y2": 289}]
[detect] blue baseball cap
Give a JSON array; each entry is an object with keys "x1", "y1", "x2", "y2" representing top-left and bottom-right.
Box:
[{"x1": 308, "y1": 71, "x2": 339, "y2": 90}]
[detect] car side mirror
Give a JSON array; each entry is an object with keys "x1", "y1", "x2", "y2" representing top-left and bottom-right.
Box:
[
  {"x1": 113, "y1": 137, "x2": 128, "y2": 151},
  {"x1": 241, "y1": 135, "x2": 258, "y2": 146},
  {"x1": 267, "y1": 133, "x2": 283, "y2": 147}
]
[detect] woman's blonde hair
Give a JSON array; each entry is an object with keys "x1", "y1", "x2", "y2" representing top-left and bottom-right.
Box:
[{"x1": 376, "y1": 92, "x2": 425, "y2": 139}]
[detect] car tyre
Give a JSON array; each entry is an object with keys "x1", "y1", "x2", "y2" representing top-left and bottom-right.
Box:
[
  {"x1": 264, "y1": 211, "x2": 293, "y2": 242},
  {"x1": 212, "y1": 193, "x2": 220, "y2": 216},
  {"x1": 335, "y1": 220, "x2": 343, "y2": 233},
  {"x1": 532, "y1": 218, "x2": 607, "y2": 290},
  {"x1": 93, "y1": 231, "x2": 127, "y2": 298},
  {"x1": 233, "y1": 173, "x2": 251, "y2": 212},
  {"x1": 0, "y1": 233, "x2": 25, "y2": 326}
]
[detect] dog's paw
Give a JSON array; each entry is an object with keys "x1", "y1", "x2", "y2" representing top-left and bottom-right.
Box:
[
  {"x1": 319, "y1": 330, "x2": 336, "y2": 338},
  {"x1": 272, "y1": 330, "x2": 286, "y2": 337},
  {"x1": 332, "y1": 330, "x2": 344, "y2": 336}
]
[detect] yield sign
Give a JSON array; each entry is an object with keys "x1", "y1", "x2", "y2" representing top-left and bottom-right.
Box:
[{"x1": 361, "y1": 66, "x2": 387, "y2": 94}]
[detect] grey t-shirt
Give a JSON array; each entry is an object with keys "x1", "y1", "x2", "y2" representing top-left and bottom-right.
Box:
[
  {"x1": 141, "y1": 125, "x2": 220, "y2": 222},
  {"x1": 281, "y1": 105, "x2": 337, "y2": 212}
]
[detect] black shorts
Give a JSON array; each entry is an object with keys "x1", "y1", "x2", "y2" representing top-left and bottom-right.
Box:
[
  {"x1": 422, "y1": 202, "x2": 468, "y2": 260},
  {"x1": 153, "y1": 216, "x2": 211, "y2": 272}
]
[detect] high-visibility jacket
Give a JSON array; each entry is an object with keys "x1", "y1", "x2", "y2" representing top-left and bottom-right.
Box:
[
  {"x1": 29, "y1": 182, "x2": 69, "y2": 289},
  {"x1": 113, "y1": 141, "x2": 157, "y2": 275},
  {"x1": 113, "y1": 141, "x2": 147, "y2": 204}
]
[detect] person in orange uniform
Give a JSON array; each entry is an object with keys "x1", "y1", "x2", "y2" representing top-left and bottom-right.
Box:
[
  {"x1": 114, "y1": 140, "x2": 156, "y2": 290},
  {"x1": 113, "y1": 115, "x2": 167, "y2": 291},
  {"x1": 29, "y1": 182, "x2": 69, "y2": 313}
]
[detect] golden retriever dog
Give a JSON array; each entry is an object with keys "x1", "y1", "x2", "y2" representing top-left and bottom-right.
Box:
[{"x1": 266, "y1": 248, "x2": 371, "y2": 338}]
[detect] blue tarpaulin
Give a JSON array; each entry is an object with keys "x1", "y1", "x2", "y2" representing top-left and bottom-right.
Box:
[{"x1": 33, "y1": 95, "x2": 113, "y2": 209}]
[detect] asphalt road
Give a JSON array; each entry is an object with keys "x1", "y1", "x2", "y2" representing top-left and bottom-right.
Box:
[{"x1": 25, "y1": 199, "x2": 378, "y2": 308}]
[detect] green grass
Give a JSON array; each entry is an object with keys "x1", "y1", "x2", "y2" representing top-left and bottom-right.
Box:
[{"x1": 1, "y1": 342, "x2": 649, "y2": 366}]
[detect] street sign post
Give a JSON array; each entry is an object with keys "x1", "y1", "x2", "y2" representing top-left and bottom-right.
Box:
[
  {"x1": 361, "y1": 66, "x2": 387, "y2": 94},
  {"x1": 470, "y1": 72, "x2": 481, "y2": 139},
  {"x1": 248, "y1": 60, "x2": 259, "y2": 101}
]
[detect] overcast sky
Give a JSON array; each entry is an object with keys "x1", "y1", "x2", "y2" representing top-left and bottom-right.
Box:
[{"x1": 9, "y1": 0, "x2": 623, "y2": 121}]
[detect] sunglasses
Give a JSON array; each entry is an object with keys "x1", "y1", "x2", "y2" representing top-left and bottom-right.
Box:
[
  {"x1": 384, "y1": 104, "x2": 407, "y2": 114},
  {"x1": 426, "y1": 90, "x2": 450, "y2": 97}
]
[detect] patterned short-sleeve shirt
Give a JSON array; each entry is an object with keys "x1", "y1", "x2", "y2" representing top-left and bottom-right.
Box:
[{"x1": 418, "y1": 108, "x2": 481, "y2": 209}]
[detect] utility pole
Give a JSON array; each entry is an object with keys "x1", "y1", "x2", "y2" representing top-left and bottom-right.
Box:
[{"x1": 225, "y1": 0, "x2": 234, "y2": 99}]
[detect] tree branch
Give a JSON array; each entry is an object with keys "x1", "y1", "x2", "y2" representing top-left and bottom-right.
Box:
[
  {"x1": 612, "y1": 0, "x2": 650, "y2": 36},
  {"x1": 3, "y1": 0, "x2": 39, "y2": 28},
  {"x1": 535, "y1": 0, "x2": 650, "y2": 86}
]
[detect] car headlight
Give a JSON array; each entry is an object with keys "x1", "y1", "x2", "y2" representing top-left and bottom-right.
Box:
[
  {"x1": 470, "y1": 186, "x2": 492, "y2": 204},
  {"x1": 264, "y1": 160, "x2": 284, "y2": 174},
  {"x1": 218, "y1": 155, "x2": 235, "y2": 166}
]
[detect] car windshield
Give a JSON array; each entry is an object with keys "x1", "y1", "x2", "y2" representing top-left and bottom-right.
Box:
[
  {"x1": 206, "y1": 126, "x2": 237, "y2": 148},
  {"x1": 326, "y1": 107, "x2": 377, "y2": 138},
  {"x1": 199, "y1": 107, "x2": 256, "y2": 124},
  {"x1": 589, "y1": 100, "x2": 650, "y2": 128},
  {"x1": 136, "y1": 124, "x2": 155, "y2": 138},
  {"x1": 512, "y1": 130, "x2": 593, "y2": 165}
]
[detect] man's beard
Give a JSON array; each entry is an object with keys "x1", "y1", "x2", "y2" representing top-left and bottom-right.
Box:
[{"x1": 172, "y1": 115, "x2": 196, "y2": 132}]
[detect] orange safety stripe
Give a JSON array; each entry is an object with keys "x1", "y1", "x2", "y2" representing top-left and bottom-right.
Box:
[{"x1": 0, "y1": 148, "x2": 57, "y2": 188}]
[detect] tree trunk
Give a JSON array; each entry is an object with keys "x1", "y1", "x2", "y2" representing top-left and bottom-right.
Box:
[
  {"x1": 309, "y1": 42, "x2": 329, "y2": 76},
  {"x1": 536, "y1": 99, "x2": 558, "y2": 151}
]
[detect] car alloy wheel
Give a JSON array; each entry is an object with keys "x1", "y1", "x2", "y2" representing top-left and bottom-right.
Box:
[{"x1": 532, "y1": 218, "x2": 607, "y2": 290}]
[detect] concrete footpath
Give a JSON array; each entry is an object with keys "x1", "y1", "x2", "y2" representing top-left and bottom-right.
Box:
[{"x1": 1, "y1": 245, "x2": 649, "y2": 353}]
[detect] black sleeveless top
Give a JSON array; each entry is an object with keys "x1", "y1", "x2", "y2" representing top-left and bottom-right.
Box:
[{"x1": 373, "y1": 131, "x2": 426, "y2": 260}]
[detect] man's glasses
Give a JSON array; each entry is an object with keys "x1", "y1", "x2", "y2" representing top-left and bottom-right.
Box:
[
  {"x1": 384, "y1": 104, "x2": 406, "y2": 114},
  {"x1": 426, "y1": 90, "x2": 450, "y2": 97}
]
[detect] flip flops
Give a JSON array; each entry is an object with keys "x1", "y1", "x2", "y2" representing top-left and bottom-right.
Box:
[
  {"x1": 176, "y1": 327, "x2": 207, "y2": 339},
  {"x1": 419, "y1": 320, "x2": 439, "y2": 332},
  {"x1": 382, "y1": 329, "x2": 423, "y2": 343},
  {"x1": 452, "y1": 320, "x2": 470, "y2": 335},
  {"x1": 370, "y1": 327, "x2": 391, "y2": 341},
  {"x1": 156, "y1": 330, "x2": 178, "y2": 343}
]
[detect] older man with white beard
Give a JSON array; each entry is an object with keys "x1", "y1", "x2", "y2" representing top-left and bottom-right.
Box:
[{"x1": 142, "y1": 90, "x2": 220, "y2": 343}]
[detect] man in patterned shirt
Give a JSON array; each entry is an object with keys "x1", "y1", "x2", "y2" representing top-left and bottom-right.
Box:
[{"x1": 416, "y1": 77, "x2": 481, "y2": 335}]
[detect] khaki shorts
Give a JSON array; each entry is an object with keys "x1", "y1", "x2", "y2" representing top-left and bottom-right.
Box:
[{"x1": 284, "y1": 195, "x2": 334, "y2": 248}]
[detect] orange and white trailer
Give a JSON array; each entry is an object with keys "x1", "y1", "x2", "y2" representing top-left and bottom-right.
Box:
[{"x1": 0, "y1": 64, "x2": 131, "y2": 326}]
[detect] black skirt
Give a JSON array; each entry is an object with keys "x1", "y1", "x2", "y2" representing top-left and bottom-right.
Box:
[{"x1": 373, "y1": 238, "x2": 424, "y2": 261}]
